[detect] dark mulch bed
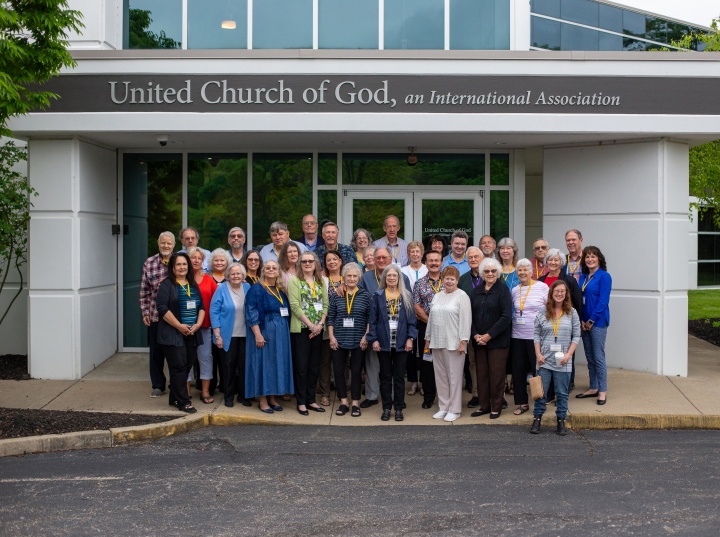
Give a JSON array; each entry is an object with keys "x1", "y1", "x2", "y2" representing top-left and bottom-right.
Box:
[
  {"x1": 0, "y1": 354, "x2": 31, "y2": 380},
  {"x1": 689, "y1": 318, "x2": 720, "y2": 348}
]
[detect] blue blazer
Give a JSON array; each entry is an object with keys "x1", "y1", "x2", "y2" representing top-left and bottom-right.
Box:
[
  {"x1": 366, "y1": 289, "x2": 418, "y2": 352},
  {"x1": 210, "y1": 281, "x2": 251, "y2": 351}
]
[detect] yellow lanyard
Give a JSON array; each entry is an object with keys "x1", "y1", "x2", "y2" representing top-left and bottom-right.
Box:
[
  {"x1": 262, "y1": 283, "x2": 284, "y2": 305},
  {"x1": 429, "y1": 279, "x2": 442, "y2": 294},
  {"x1": 386, "y1": 240, "x2": 399, "y2": 263},
  {"x1": 386, "y1": 289, "x2": 399, "y2": 316},
  {"x1": 307, "y1": 279, "x2": 317, "y2": 299},
  {"x1": 346, "y1": 289, "x2": 357, "y2": 315},
  {"x1": 581, "y1": 274, "x2": 594, "y2": 292},
  {"x1": 374, "y1": 270, "x2": 380, "y2": 287},
  {"x1": 535, "y1": 259, "x2": 543, "y2": 279},
  {"x1": 551, "y1": 312, "x2": 563, "y2": 341},
  {"x1": 518, "y1": 280, "x2": 534, "y2": 314},
  {"x1": 177, "y1": 280, "x2": 191, "y2": 298},
  {"x1": 248, "y1": 274, "x2": 258, "y2": 285},
  {"x1": 329, "y1": 277, "x2": 342, "y2": 293},
  {"x1": 502, "y1": 265, "x2": 514, "y2": 283},
  {"x1": 568, "y1": 255, "x2": 581, "y2": 276}
]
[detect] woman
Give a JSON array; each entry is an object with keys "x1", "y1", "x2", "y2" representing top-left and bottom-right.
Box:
[
  {"x1": 531, "y1": 280, "x2": 581, "y2": 435},
  {"x1": 244, "y1": 260, "x2": 294, "y2": 413},
  {"x1": 576, "y1": 246, "x2": 612, "y2": 405},
  {"x1": 510, "y1": 258, "x2": 549, "y2": 415},
  {"x1": 362, "y1": 245, "x2": 377, "y2": 273},
  {"x1": 427, "y1": 235, "x2": 448, "y2": 258},
  {"x1": 279, "y1": 241, "x2": 301, "y2": 289},
  {"x1": 328, "y1": 263, "x2": 371, "y2": 417},
  {"x1": 188, "y1": 247, "x2": 217, "y2": 404},
  {"x1": 241, "y1": 250, "x2": 263, "y2": 285},
  {"x1": 496, "y1": 237, "x2": 520, "y2": 290},
  {"x1": 210, "y1": 263, "x2": 251, "y2": 407},
  {"x1": 424, "y1": 266, "x2": 471, "y2": 422},
  {"x1": 367, "y1": 265, "x2": 418, "y2": 422},
  {"x1": 351, "y1": 228, "x2": 373, "y2": 270},
  {"x1": 317, "y1": 250, "x2": 345, "y2": 406},
  {"x1": 289, "y1": 251, "x2": 329, "y2": 415},
  {"x1": 470, "y1": 258, "x2": 513, "y2": 419},
  {"x1": 209, "y1": 248, "x2": 232, "y2": 285},
  {"x1": 401, "y1": 241, "x2": 427, "y2": 396},
  {"x1": 155, "y1": 252, "x2": 203, "y2": 414}
]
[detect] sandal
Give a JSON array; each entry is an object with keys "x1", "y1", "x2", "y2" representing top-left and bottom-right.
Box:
[
  {"x1": 407, "y1": 383, "x2": 417, "y2": 396},
  {"x1": 513, "y1": 405, "x2": 529, "y2": 415},
  {"x1": 320, "y1": 396, "x2": 330, "y2": 406},
  {"x1": 336, "y1": 404, "x2": 349, "y2": 416},
  {"x1": 351, "y1": 405, "x2": 361, "y2": 417},
  {"x1": 419, "y1": 387, "x2": 425, "y2": 396},
  {"x1": 180, "y1": 404, "x2": 197, "y2": 414},
  {"x1": 201, "y1": 395, "x2": 214, "y2": 404}
]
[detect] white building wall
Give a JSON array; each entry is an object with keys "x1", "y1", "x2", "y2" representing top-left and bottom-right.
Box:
[
  {"x1": 67, "y1": 0, "x2": 122, "y2": 50},
  {"x1": 543, "y1": 140, "x2": 689, "y2": 377},
  {"x1": 688, "y1": 199, "x2": 698, "y2": 290},
  {"x1": 27, "y1": 139, "x2": 118, "y2": 379}
]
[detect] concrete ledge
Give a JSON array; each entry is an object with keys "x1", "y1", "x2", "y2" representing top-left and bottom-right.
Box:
[
  {"x1": 569, "y1": 414, "x2": 720, "y2": 430},
  {"x1": 209, "y1": 413, "x2": 294, "y2": 427},
  {"x1": 111, "y1": 414, "x2": 208, "y2": 445},
  {"x1": 0, "y1": 430, "x2": 111, "y2": 458}
]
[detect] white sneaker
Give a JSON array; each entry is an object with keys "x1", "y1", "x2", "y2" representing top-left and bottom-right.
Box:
[
  {"x1": 432, "y1": 410, "x2": 448, "y2": 419},
  {"x1": 443, "y1": 412, "x2": 460, "y2": 422}
]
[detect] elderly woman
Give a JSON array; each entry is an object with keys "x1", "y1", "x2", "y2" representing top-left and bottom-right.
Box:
[
  {"x1": 279, "y1": 241, "x2": 301, "y2": 289},
  {"x1": 510, "y1": 258, "x2": 549, "y2": 415},
  {"x1": 241, "y1": 250, "x2": 263, "y2": 285},
  {"x1": 351, "y1": 228, "x2": 374, "y2": 270},
  {"x1": 470, "y1": 258, "x2": 513, "y2": 419},
  {"x1": 362, "y1": 245, "x2": 377, "y2": 273},
  {"x1": 289, "y1": 251, "x2": 329, "y2": 415},
  {"x1": 401, "y1": 240, "x2": 427, "y2": 396},
  {"x1": 367, "y1": 265, "x2": 418, "y2": 422},
  {"x1": 328, "y1": 262, "x2": 371, "y2": 417},
  {"x1": 576, "y1": 246, "x2": 612, "y2": 405},
  {"x1": 245, "y1": 260, "x2": 294, "y2": 414},
  {"x1": 209, "y1": 248, "x2": 232, "y2": 284},
  {"x1": 210, "y1": 263, "x2": 251, "y2": 407},
  {"x1": 531, "y1": 280, "x2": 581, "y2": 435},
  {"x1": 424, "y1": 266, "x2": 471, "y2": 422},
  {"x1": 156, "y1": 252, "x2": 203, "y2": 414},
  {"x1": 496, "y1": 237, "x2": 520, "y2": 290}
]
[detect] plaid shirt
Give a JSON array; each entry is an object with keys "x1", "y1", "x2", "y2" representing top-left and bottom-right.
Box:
[
  {"x1": 140, "y1": 253, "x2": 169, "y2": 322},
  {"x1": 413, "y1": 274, "x2": 443, "y2": 316}
]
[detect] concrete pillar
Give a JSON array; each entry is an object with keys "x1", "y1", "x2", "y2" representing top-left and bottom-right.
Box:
[
  {"x1": 543, "y1": 140, "x2": 689, "y2": 376},
  {"x1": 27, "y1": 139, "x2": 118, "y2": 379}
]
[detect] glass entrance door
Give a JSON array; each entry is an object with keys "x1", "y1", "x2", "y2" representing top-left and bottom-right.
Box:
[{"x1": 342, "y1": 190, "x2": 414, "y2": 245}]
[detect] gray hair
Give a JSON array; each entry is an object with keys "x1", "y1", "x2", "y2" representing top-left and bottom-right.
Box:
[
  {"x1": 209, "y1": 248, "x2": 232, "y2": 267},
  {"x1": 379, "y1": 264, "x2": 413, "y2": 316},
  {"x1": 228, "y1": 227, "x2": 245, "y2": 239},
  {"x1": 186, "y1": 246, "x2": 205, "y2": 260},
  {"x1": 351, "y1": 228, "x2": 374, "y2": 251},
  {"x1": 467, "y1": 246, "x2": 482, "y2": 257},
  {"x1": 157, "y1": 231, "x2": 175, "y2": 243},
  {"x1": 269, "y1": 221, "x2": 289, "y2": 234},
  {"x1": 179, "y1": 227, "x2": 199, "y2": 240},
  {"x1": 479, "y1": 257, "x2": 502, "y2": 275},
  {"x1": 226, "y1": 262, "x2": 247, "y2": 280},
  {"x1": 342, "y1": 262, "x2": 363, "y2": 278},
  {"x1": 495, "y1": 237, "x2": 519, "y2": 265},
  {"x1": 545, "y1": 248, "x2": 566, "y2": 267},
  {"x1": 363, "y1": 245, "x2": 377, "y2": 256},
  {"x1": 451, "y1": 230, "x2": 469, "y2": 243},
  {"x1": 516, "y1": 258, "x2": 532, "y2": 270}
]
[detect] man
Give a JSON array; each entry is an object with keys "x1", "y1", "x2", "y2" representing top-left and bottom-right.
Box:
[
  {"x1": 227, "y1": 227, "x2": 246, "y2": 263},
  {"x1": 479, "y1": 235, "x2": 496, "y2": 259},
  {"x1": 139, "y1": 231, "x2": 175, "y2": 398},
  {"x1": 259, "y1": 221, "x2": 307, "y2": 263},
  {"x1": 372, "y1": 215, "x2": 409, "y2": 267},
  {"x1": 179, "y1": 227, "x2": 211, "y2": 272},
  {"x1": 458, "y1": 246, "x2": 484, "y2": 408},
  {"x1": 441, "y1": 230, "x2": 470, "y2": 275},
  {"x1": 529, "y1": 238, "x2": 550, "y2": 280},
  {"x1": 358, "y1": 247, "x2": 412, "y2": 409},
  {"x1": 315, "y1": 221, "x2": 358, "y2": 268},
  {"x1": 412, "y1": 250, "x2": 443, "y2": 409},
  {"x1": 295, "y1": 214, "x2": 324, "y2": 252},
  {"x1": 565, "y1": 229, "x2": 584, "y2": 281}
]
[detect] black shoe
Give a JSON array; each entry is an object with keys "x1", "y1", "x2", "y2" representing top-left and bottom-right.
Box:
[
  {"x1": 502, "y1": 398, "x2": 508, "y2": 409},
  {"x1": 576, "y1": 391, "x2": 599, "y2": 399},
  {"x1": 401, "y1": 402, "x2": 407, "y2": 409},
  {"x1": 556, "y1": 417, "x2": 567, "y2": 436},
  {"x1": 240, "y1": 398, "x2": 252, "y2": 407},
  {"x1": 467, "y1": 397, "x2": 480, "y2": 408},
  {"x1": 381, "y1": 409, "x2": 391, "y2": 421},
  {"x1": 421, "y1": 401, "x2": 432, "y2": 409},
  {"x1": 597, "y1": 397, "x2": 607, "y2": 405},
  {"x1": 224, "y1": 399, "x2": 234, "y2": 408},
  {"x1": 360, "y1": 399, "x2": 378, "y2": 409},
  {"x1": 530, "y1": 416, "x2": 542, "y2": 434},
  {"x1": 180, "y1": 404, "x2": 197, "y2": 414},
  {"x1": 471, "y1": 409, "x2": 491, "y2": 417},
  {"x1": 270, "y1": 404, "x2": 283, "y2": 411},
  {"x1": 297, "y1": 406, "x2": 309, "y2": 416},
  {"x1": 308, "y1": 404, "x2": 326, "y2": 413},
  {"x1": 395, "y1": 409, "x2": 404, "y2": 421},
  {"x1": 490, "y1": 411, "x2": 501, "y2": 419}
]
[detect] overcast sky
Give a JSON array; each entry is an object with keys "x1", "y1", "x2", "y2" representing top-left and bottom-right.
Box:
[{"x1": 616, "y1": 0, "x2": 718, "y2": 28}]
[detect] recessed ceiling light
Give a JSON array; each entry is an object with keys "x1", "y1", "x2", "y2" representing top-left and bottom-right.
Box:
[{"x1": 221, "y1": 20, "x2": 236, "y2": 29}]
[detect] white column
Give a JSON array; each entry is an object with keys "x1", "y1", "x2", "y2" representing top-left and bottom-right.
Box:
[
  {"x1": 543, "y1": 140, "x2": 689, "y2": 377},
  {"x1": 27, "y1": 139, "x2": 118, "y2": 379}
]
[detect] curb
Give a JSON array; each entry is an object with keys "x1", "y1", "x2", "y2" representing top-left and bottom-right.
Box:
[
  {"x1": 568, "y1": 414, "x2": 720, "y2": 430},
  {"x1": 111, "y1": 413, "x2": 208, "y2": 445},
  {"x1": 0, "y1": 430, "x2": 111, "y2": 458}
]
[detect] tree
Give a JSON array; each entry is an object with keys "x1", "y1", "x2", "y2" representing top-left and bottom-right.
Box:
[
  {"x1": 671, "y1": 16, "x2": 720, "y2": 52},
  {"x1": 128, "y1": 9, "x2": 180, "y2": 49}
]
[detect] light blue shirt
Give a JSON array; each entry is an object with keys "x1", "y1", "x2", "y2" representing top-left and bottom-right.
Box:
[
  {"x1": 259, "y1": 240, "x2": 307, "y2": 263},
  {"x1": 441, "y1": 254, "x2": 470, "y2": 276}
]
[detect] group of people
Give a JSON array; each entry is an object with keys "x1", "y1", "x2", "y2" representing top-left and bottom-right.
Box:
[{"x1": 139, "y1": 218, "x2": 612, "y2": 434}]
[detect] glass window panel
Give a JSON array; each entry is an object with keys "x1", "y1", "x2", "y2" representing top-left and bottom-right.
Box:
[
  {"x1": 318, "y1": 190, "x2": 337, "y2": 227},
  {"x1": 384, "y1": 0, "x2": 444, "y2": 50},
  {"x1": 667, "y1": 22, "x2": 692, "y2": 43},
  {"x1": 352, "y1": 199, "x2": 406, "y2": 244},
  {"x1": 561, "y1": 23, "x2": 599, "y2": 50},
  {"x1": 531, "y1": 16, "x2": 561, "y2": 50},
  {"x1": 318, "y1": 153, "x2": 337, "y2": 186},
  {"x1": 560, "y1": 0, "x2": 597, "y2": 26},
  {"x1": 188, "y1": 154, "x2": 248, "y2": 252},
  {"x1": 531, "y1": 0, "x2": 560, "y2": 18},
  {"x1": 598, "y1": 31, "x2": 622, "y2": 51},
  {"x1": 450, "y1": 0, "x2": 510, "y2": 50},
  {"x1": 342, "y1": 154, "x2": 485, "y2": 186},
  {"x1": 697, "y1": 262, "x2": 720, "y2": 287},
  {"x1": 127, "y1": 0, "x2": 182, "y2": 49},
  {"x1": 598, "y1": 4, "x2": 622, "y2": 32},
  {"x1": 253, "y1": 0, "x2": 312, "y2": 49},
  {"x1": 422, "y1": 199, "x2": 475, "y2": 246},
  {"x1": 644, "y1": 16, "x2": 668, "y2": 44},
  {"x1": 319, "y1": 0, "x2": 378, "y2": 49},
  {"x1": 490, "y1": 154, "x2": 509, "y2": 186},
  {"x1": 623, "y1": 10, "x2": 646, "y2": 37},
  {"x1": 123, "y1": 154, "x2": 182, "y2": 347},
  {"x1": 188, "y1": 0, "x2": 247, "y2": 49},
  {"x1": 623, "y1": 37, "x2": 646, "y2": 51},
  {"x1": 490, "y1": 190, "x2": 510, "y2": 241},
  {"x1": 698, "y1": 209, "x2": 718, "y2": 233},
  {"x1": 698, "y1": 235, "x2": 720, "y2": 261},
  {"x1": 252, "y1": 154, "x2": 312, "y2": 247}
]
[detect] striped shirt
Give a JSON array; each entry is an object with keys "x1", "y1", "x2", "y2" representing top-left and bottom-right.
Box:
[
  {"x1": 177, "y1": 283, "x2": 201, "y2": 326},
  {"x1": 533, "y1": 309, "x2": 581, "y2": 372},
  {"x1": 327, "y1": 288, "x2": 371, "y2": 349}
]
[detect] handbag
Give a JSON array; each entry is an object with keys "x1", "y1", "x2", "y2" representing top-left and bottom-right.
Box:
[{"x1": 529, "y1": 374, "x2": 544, "y2": 401}]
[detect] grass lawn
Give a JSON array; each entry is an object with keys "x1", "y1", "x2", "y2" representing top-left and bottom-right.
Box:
[{"x1": 688, "y1": 289, "x2": 720, "y2": 320}]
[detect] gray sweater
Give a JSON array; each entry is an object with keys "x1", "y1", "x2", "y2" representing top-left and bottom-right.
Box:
[{"x1": 533, "y1": 308, "x2": 581, "y2": 372}]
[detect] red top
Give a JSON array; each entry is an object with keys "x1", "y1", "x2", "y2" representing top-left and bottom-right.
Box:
[
  {"x1": 543, "y1": 276, "x2": 559, "y2": 287},
  {"x1": 197, "y1": 274, "x2": 218, "y2": 328}
]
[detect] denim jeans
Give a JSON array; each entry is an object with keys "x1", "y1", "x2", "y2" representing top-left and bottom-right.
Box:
[
  {"x1": 581, "y1": 325, "x2": 608, "y2": 392},
  {"x1": 533, "y1": 367, "x2": 570, "y2": 418}
]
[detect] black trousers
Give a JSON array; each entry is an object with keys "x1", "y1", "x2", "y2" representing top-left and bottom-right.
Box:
[
  {"x1": 148, "y1": 322, "x2": 166, "y2": 391},
  {"x1": 161, "y1": 336, "x2": 196, "y2": 408},
  {"x1": 378, "y1": 349, "x2": 408, "y2": 410},
  {"x1": 406, "y1": 339, "x2": 420, "y2": 384},
  {"x1": 292, "y1": 329, "x2": 322, "y2": 407},
  {"x1": 417, "y1": 321, "x2": 436, "y2": 405},
  {"x1": 208, "y1": 344, "x2": 224, "y2": 394},
  {"x1": 510, "y1": 338, "x2": 535, "y2": 406},
  {"x1": 220, "y1": 336, "x2": 246, "y2": 404},
  {"x1": 333, "y1": 347, "x2": 363, "y2": 401}
]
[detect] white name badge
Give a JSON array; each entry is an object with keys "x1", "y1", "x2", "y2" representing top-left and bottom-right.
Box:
[
  {"x1": 515, "y1": 316, "x2": 525, "y2": 325},
  {"x1": 186, "y1": 301, "x2": 196, "y2": 310},
  {"x1": 554, "y1": 351, "x2": 565, "y2": 361},
  {"x1": 389, "y1": 320, "x2": 399, "y2": 330},
  {"x1": 343, "y1": 318, "x2": 355, "y2": 328},
  {"x1": 314, "y1": 302, "x2": 323, "y2": 312},
  {"x1": 280, "y1": 307, "x2": 289, "y2": 317},
  {"x1": 550, "y1": 344, "x2": 562, "y2": 352}
]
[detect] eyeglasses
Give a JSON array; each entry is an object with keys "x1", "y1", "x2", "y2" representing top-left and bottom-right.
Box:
[
  {"x1": 483, "y1": 269, "x2": 498, "y2": 274},
  {"x1": 247, "y1": 258, "x2": 259, "y2": 263},
  {"x1": 303, "y1": 221, "x2": 317, "y2": 226},
  {"x1": 534, "y1": 245, "x2": 548, "y2": 250},
  {"x1": 301, "y1": 260, "x2": 315, "y2": 264}
]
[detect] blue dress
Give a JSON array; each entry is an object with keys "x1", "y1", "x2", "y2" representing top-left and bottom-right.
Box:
[{"x1": 245, "y1": 283, "x2": 294, "y2": 398}]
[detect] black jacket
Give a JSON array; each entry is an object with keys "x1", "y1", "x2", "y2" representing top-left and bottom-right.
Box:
[
  {"x1": 539, "y1": 271, "x2": 583, "y2": 317},
  {"x1": 156, "y1": 278, "x2": 205, "y2": 347},
  {"x1": 470, "y1": 280, "x2": 513, "y2": 349}
]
